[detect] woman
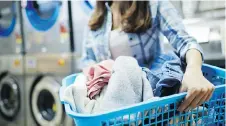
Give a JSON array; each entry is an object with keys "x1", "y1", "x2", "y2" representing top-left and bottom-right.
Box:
[{"x1": 81, "y1": 1, "x2": 214, "y2": 112}]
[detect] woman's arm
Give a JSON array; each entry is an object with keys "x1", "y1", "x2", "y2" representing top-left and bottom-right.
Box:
[
  {"x1": 158, "y1": 0, "x2": 203, "y2": 63},
  {"x1": 185, "y1": 49, "x2": 202, "y2": 68},
  {"x1": 158, "y1": 0, "x2": 214, "y2": 111},
  {"x1": 178, "y1": 49, "x2": 214, "y2": 111}
]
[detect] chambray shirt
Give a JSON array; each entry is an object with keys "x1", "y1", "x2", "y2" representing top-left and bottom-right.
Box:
[{"x1": 81, "y1": 0, "x2": 203, "y2": 67}]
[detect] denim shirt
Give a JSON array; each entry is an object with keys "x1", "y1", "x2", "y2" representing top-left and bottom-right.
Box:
[{"x1": 81, "y1": 0, "x2": 203, "y2": 67}]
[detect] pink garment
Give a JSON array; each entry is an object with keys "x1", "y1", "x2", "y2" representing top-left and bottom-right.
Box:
[{"x1": 83, "y1": 60, "x2": 114, "y2": 99}]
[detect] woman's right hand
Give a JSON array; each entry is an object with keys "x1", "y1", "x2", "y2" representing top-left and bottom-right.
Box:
[{"x1": 178, "y1": 66, "x2": 215, "y2": 112}]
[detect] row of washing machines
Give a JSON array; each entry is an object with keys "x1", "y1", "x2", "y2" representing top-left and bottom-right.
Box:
[{"x1": 0, "y1": 1, "x2": 94, "y2": 126}]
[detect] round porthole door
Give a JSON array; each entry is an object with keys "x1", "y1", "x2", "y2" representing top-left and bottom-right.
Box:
[
  {"x1": 0, "y1": 1, "x2": 16, "y2": 36},
  {"x1": 0, "y1": 74, "x2": 20, "y2": 121},
  {"x1": 30, "y1": 76, "x2": 64, "y2": 125},
  {"x1": 25, "y1": 1, "x2": 61, "y2": 31}
]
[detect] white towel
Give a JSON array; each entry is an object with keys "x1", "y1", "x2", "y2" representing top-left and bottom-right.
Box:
[
  {"x1": 63, "y1": 56, "x2": 157, "y2": 115},
  {"x1": 63, "y1": 74, "x2": 95, "y2": 114},
  {"x1": 97, "y1": 56, "x2": 155, "y2": 112}
]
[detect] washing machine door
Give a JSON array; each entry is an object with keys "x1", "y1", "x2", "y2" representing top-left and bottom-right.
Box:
[
  {"x1": 0, "y1": 74, "x2": 20, "y2": 120},
  {"x1": 25, "y1": 1, "x2": 61, "y2": 31},
  {"x1": 0, "y1": 1, "x2": 16, "y2": 37},
  {"x1": 31, "y1": 76, "x2": 64, "y2": 125}
]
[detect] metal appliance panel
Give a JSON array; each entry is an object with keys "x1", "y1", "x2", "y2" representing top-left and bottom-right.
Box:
[
  {"x1": 71, "y1": 1, "x2": 93, "y2": 55},
  {"x1": 25, "y1": 53, "x2": 72, "y2": 75},
  {"x1": 0, "y1": 56, "x2": 10, "y2": 72},
  {"x1": 70, "y1": 1, "x2": 94, "y2": 71},
  {"x1": 22, "y1": 1, "x2": 74, "y2": 125},
  {"x1": 22, "y1": 1, "x2": 70, "y2": 54},
  {"x1": 8, "y1": 55, "x2": 24, "y2": 75},
  {"x1": 0, "y1": 1, "x2": 22, "y2": 55}
]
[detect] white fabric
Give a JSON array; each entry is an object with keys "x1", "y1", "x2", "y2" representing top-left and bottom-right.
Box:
[
  {"x1": 109, "y1": 29, "x2": 132, "y2": 60},
  {"x1": 63, "y1": 56, "x2": 157, "y2": 114},
  {"x1": 63, "y1": 74, "x2": 94, "y2": 114}
]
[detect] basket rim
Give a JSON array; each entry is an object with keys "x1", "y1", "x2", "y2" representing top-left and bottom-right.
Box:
[{"x1": 60, "y1": 64, "x2": 226, "y2": 119}]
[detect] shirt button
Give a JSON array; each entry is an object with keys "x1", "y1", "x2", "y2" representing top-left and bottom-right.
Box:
[{"x1": 129, "y1": 37, "x2": 133, "y2": 41}]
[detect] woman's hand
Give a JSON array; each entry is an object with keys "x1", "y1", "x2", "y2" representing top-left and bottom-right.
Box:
[{"x1": 178, "y1": 66, "x2": 215, "y2": 112}]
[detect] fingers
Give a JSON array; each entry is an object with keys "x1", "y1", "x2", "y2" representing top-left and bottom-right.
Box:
[
  {"x1": 185, "y1": 88, "x2": 207, "y2": 111},
  {"x1": 197, "y1": 91, "x2": 209, "y2": 106},
  {"x1": 205, "y1": 85, "x2": 215, "y2": 101},
  {"x1": 178, "y1": 85, "x2": 215, "y2": 112},
  {"x1": 178, "y1": 89, "x2": 199, "y2": 112},
  {"x1": 197, "y1": 85, "x2": 214, "y2": 105}
]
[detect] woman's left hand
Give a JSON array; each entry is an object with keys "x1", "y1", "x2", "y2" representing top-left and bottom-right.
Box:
[{"x1": 178, "y1": 66, "x2": 215, "y2": 112}]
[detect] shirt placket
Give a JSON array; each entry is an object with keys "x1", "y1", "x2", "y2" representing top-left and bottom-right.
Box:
[{"x1": 104, "y1": 9, "x2": 113, "y2": 60}]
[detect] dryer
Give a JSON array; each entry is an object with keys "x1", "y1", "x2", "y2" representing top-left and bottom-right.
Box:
[
  {"x1": 0, "y1": 1, "x2": 25, "y2": 126},
  {"x1": 70, "y1": 0, "x2": 95, "y2": 71},
  {"x1": 21, "y1": 1, "x2": 73, "y2": 125}
]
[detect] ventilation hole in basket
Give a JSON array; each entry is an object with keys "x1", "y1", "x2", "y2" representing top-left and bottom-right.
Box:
[
  {"x1": 138, "y1": 110, "x2": 147, "y2": 125},
  {"x1": 143, "y1": 109, "x2": 149, "y2": 118},
  {"x1": 121, "y1": 114, "x2": 130, "y2": 125},
  {"x1": 147, "y1": 108, "x2": 155, "y2": 125},
  {"x1": 128, "y1": 113, "x2": 138, "y2": 125},
  {"x1": 101, "y1": 121, "x2": 107, "y2": 126},
  {"x1": 159, "y1": 105, "x2": 169, "y2": 125},
  {"x1": 114, "y1": 116, "x2": 123, "y2": 125},
  {"x1": 151, "y1": 108, "x2": 157, "y2": 118}
]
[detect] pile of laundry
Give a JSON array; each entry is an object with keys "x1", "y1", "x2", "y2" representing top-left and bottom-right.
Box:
[
  {"x1": 62, "y1": 55, "x2": 213, "y2": 125},
  {"x1": 63, "y1": 56, "x2": 158, "y2": 114}
]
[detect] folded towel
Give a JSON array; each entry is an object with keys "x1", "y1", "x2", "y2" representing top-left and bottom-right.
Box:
[{"x1": 83, "y1": 60, "x2": 114, "y2": 99}]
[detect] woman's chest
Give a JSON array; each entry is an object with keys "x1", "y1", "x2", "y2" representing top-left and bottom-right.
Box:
[{"x1": 88, "y1": 26, "x2": 161, "y2": 64}]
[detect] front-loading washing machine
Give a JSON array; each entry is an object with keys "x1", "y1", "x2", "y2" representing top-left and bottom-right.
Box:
[
  {"x1": 21, "y1": 1, "x2": 73, "y2": 125},
  {"x1": 70, "y1": 0, "x2": 95, "y2": 71},
  {"x1": 0, "y1": 1, "x2": 25, "y2": 126},
  {"x1": 24, "y1": 54, "x2": 73, "y2": 126}
]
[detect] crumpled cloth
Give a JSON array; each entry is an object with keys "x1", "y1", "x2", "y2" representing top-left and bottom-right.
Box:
[
  {"x1": 83, "y1": 59, "x2": 114, "y2": 99},
  {"x1": 63, "y1": 56, "x2": 157, "y2": 116}
]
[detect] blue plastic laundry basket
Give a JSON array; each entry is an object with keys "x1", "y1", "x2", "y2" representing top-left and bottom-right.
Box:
[{"x1": 60, "y1": 64, "x2": 225, "y2": 126}]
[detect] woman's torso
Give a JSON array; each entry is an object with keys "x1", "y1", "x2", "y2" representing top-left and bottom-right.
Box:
[{"x1": 85, "y1": 1, "x2": 164, "y2": 66}]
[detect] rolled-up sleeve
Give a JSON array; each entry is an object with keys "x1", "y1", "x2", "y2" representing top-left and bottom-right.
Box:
[{"x1": 158, "y1": 0, "x2": 204, "y2": 63}]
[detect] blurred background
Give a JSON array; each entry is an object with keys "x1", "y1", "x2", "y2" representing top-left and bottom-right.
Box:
[{"x1": 0, "y1": 1, "x2": 224, "y2": 126}]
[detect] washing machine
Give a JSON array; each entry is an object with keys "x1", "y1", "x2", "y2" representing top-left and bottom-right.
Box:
[
  {"x1": 0, "y1": 1, "x2": 25, "y2": 126},
  {"x1": 70, "y1": 0, "x2": 95, "y2": 71},
  {"x1": 21, "y1": 1, "x2": 73, "y2": 125},
  {"x1": 24, "y1": 54, "x2": 73, "y2": 126}
]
